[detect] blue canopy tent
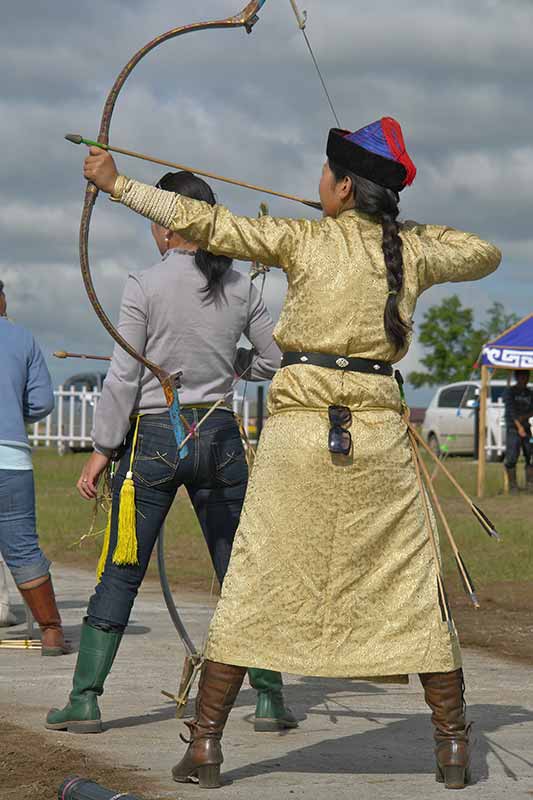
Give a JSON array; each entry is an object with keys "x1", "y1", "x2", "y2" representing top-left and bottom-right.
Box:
[{"x1": 477, "y1": 314, "x2": 533, "y2": 496}]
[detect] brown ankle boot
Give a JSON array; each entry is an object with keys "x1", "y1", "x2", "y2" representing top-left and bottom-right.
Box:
[
  {"x1": 19, "y1": 576, "x2": 71, "y2": 656},
  {"x1": 172, "y1": 660, "x2": 246, "y2": 789},
  {"x1": 419, "y1": 669, "x2": 471, "y2": 789}
]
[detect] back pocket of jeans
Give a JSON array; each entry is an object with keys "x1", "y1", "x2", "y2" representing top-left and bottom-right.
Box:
[
  {"x1": 211, "y1": 436, "x2": 247, "y2": 487},
  {"x1": 133, "y1": 431, "x2": 179, "y2": 487}
]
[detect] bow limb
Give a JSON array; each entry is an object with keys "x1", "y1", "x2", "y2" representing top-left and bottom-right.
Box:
[
  {"x1": 79, "y1": 1, "x2": 269, "y2": 452},
  {"x1": 157, "y1": 527, "x2": 199, "y2": 659}
]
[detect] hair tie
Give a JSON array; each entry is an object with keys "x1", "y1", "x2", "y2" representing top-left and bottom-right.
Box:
[{"x1": 388, "y1": 290, "x2": 398, "y2": 297}]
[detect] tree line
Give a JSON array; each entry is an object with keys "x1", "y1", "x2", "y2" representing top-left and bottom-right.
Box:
[{"x1": 408, "y1": 298, "x2": 518, "y2": 388}]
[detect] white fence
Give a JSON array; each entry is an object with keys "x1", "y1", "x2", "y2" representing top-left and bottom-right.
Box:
[
  {"x1": 485, "y1": 398, "x2": 507, "y2": 459},
  {"x1": 31, "y1": 386, "x2": 251, "y2": 453}
]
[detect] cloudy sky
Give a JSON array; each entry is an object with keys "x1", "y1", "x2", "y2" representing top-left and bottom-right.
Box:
[{"x1": 1, "y1": 0, "x2": 531, "y2": 405}]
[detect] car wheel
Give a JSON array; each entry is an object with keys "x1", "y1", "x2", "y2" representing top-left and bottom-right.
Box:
[{"x1": 428, "y1": 433, "x2": 441, "y2": 457}]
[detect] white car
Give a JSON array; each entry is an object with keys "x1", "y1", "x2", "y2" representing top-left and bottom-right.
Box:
[{"x1": 421, "y1": 379, "x2": 516, "y2": 458}]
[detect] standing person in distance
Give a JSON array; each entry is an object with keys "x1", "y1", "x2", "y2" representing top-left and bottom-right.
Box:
[
  {"x1": 503, "y1": 369, "x2": 533, "y2": 493},
  {"x1": 0, "y1": 280, "x2": 70, "y2": 654}
]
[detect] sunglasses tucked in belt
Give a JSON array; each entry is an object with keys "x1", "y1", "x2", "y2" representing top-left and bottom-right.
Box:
[{"x1": 328, "y1": 405, "x2": 352, "y2": 455}]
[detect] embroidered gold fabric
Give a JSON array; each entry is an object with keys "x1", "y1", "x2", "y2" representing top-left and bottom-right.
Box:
[{"x1": 119, "y1": 179, "x2": 501, "y2": 677}]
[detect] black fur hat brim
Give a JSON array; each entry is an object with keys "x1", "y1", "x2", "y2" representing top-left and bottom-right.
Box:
[{"x1": 326, "y1": 128, "x2": 407, "y2": 192}]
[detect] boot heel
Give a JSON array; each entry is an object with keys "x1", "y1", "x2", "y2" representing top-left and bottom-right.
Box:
[
  {"x1": 439, "y1": 764, "x2": 468, "y2": 789},
  {"x1": 198, "y1": 764, "x2": 221, "y2": 789}
]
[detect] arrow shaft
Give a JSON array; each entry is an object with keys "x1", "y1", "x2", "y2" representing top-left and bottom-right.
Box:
[
  {"x1": 54, "y1": 350, "x2": 111, "y2": 362},
  {"x1": 72, "y1": 135, "x2": 321, "y2": 210}
]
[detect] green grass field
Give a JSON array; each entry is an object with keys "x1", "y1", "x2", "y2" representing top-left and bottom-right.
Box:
[{"x1": 32, "y1": 447, "x2": 532, "y2": 594}]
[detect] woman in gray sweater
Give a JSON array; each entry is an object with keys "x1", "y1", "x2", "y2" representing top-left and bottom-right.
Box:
[{"x1": 46, "y1": 172, "x2": 296, "y2": 734}]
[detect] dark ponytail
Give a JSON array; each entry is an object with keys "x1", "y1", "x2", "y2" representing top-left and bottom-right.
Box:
[
  {"x1": 156, "y1": 171, "x2": 232, "y2": 304},
  {"x1": 329, "y1": 162, "x2": 411, "y2": 352}
]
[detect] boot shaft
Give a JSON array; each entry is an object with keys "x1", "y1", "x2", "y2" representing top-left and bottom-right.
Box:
[
  {"x1": 195, "y1": 660, "x2": 246, "y2": 737},
  {"x1": 419, "y1": 668, "x2": 467, "y2": 740},
  {"x1": 19, "y1": 576, "x2": 61, "y2": 629},
  {"x1": 506, "y1": 466, "x2": 519, "y2": 491},
  {"x1": 19, "y1": 575, "x2": 71, "y2": 654},
  {"x1": 72, "y1": 621, "x2": 123, "y2": 697},
  {"x1": 247, "y1": 668, "x2": 283, "y2": 693}
]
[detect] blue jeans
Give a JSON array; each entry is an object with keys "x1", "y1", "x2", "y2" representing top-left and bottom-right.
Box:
[
  {"x1": 87, "y1": 408, "x2": 248, "y2": 631},
  {"x1": 0, "y1": 469, "x2": 51, "y2": 585},
  {"x1": 505, "y1": 426, "x2": 532, "y2": 468}
]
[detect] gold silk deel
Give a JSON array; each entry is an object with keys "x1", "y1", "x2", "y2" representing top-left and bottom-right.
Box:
[{"x1": 120, "y1": 181, "x2": 501, "y2": 677}]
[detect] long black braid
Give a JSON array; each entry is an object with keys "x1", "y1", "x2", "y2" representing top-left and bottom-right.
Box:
[{"x1": 329, "y1": 162, "x2": 411, "y2": 352}]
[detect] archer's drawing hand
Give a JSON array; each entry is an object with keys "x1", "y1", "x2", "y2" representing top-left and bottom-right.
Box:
[
  {"x1": 77, "y1": 451, "x2": 110, "y2": 500},
  {"x1": 84, "y1": 147, "x2": 119, "y2": 194}
]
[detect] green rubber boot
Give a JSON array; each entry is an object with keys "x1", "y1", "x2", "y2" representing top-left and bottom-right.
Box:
[
  {"x1": 45, "y1": 620, "x2": 122, "y2": 733},
  {"x1": 248, "y1": 668, "x2": 299, "y2": 732}
]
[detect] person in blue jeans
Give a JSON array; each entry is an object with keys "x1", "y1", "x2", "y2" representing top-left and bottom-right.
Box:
[
  {"x1": 0, "y1": 280, "x2": 70, "y2": 654},
  {"x1": 46, "y1": 172, "x2": 297, "y2": 733}
]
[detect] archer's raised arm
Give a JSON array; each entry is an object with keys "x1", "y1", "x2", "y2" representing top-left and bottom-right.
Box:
[{"x1": 83, "y1": 147, "x2": 308, "y2": 273}]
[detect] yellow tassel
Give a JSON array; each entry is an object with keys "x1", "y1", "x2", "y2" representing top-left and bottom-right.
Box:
[
  {"x1": 112, "y1": 416, "x2": 141, "y2": 567},
  {"x1": 96, "y1": 510, "x2": 112, "y2": 582},
  {"x1": 112, "y1": 470, "x2": 139, "y2": 566}
]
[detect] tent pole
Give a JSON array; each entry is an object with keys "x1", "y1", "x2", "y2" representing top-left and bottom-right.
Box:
[{"x1": 477, "y1": 365, "x2": 489, "y2": 497}]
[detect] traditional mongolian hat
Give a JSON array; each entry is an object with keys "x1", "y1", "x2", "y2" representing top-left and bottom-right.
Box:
[{"x1": 327, "y1": 117, "x2": 416, "y2": 192}]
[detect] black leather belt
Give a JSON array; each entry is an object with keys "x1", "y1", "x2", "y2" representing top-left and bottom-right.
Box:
[{"x1": 280, "y1": 351, "x2": 393, "y2": 377}]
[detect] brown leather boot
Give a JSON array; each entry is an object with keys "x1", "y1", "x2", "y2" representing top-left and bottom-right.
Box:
[
  {"x1": 172, "y1": 660, "x2": 246, "y2": 789},
  {"x1": 19, "y1": 575, "x2": 71, "y2": 656},
  {"x1": 419, "y1": 669, "x2": 471, "y2": 789}
]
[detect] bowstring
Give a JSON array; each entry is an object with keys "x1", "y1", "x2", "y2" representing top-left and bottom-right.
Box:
[{"x1": 288, "y1": 0, "x2": 341, "y2": 127}]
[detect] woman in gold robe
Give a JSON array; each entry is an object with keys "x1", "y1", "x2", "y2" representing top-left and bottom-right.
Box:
[{"x1": 84, "y1": 117, "x2": 501, "y2": 791}]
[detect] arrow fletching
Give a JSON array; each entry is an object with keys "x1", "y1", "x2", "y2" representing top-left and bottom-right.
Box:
[
  {"x1": 455, "y1": 552, "x2": 479, "y2": 608},
  {"x1": 471, "y1": 503, "x2": 502, "y2": 541}
]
